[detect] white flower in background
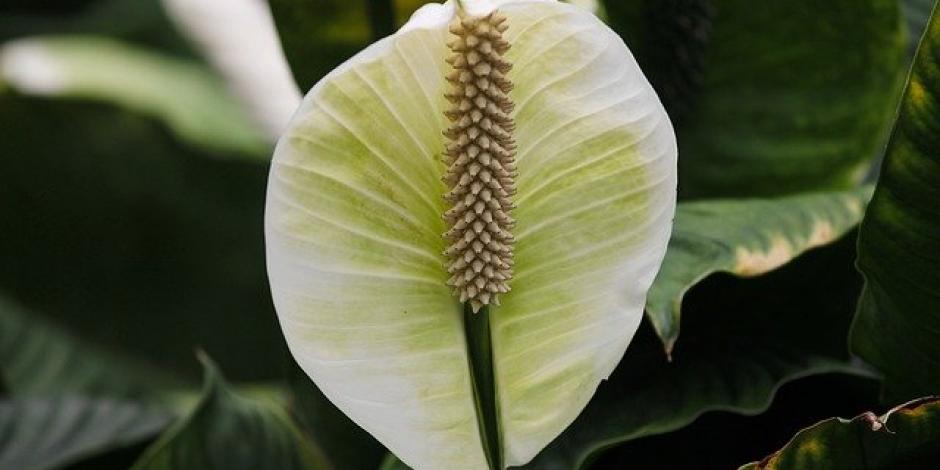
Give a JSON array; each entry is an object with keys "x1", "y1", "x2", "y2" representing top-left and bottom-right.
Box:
[{"x1": 161, "y1": 0, "x2": 302, "y2": 139}]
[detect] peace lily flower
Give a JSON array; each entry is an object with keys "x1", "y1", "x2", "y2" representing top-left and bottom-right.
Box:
[{"x1": 265, "y1": 0, "x2": 676, "y2": 468}]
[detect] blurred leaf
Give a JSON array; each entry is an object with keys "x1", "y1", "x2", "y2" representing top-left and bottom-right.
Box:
[
  {"x1": 131, "y1": 354, "x2": 329, "y2": 470},
  {"x1": 603, "y1": 0, "x2": 908, "y2": 198},
  {"x1": 903, "y1": 0, "x2": 936, "y2": 54},
  {"x1": 647, "y1": 187, "x2": 872, "y2": 352},
  {"x1": 0, "y1": 95, "x2": 283, "y2": 381},
  {"x1": 0, "y1": 396, "x2": 171, "y2": 470},
  {"x1": 0, "y1": 295, "x2": 185, "y2": 399},
  {"x1": 0, "y1": 35, "x2": 269, "y2": 157},
  {"x1": 740, "y1": 397, "x2": 940, "y2": 469},
  {"x1": 268, "y1": 0, "x2": 371, "y2": 92},
  {"x1": 852, "y1": 2, "x2": 940, "y2": 402},
  {"x1": 378, "y1": 454, "x2": 407, "y2": 470},
  {"x1": 519, "y1": 235, "x2": 871, "y2": 469},
  {"x1": 287, "y1": 364, "x2": 385, "y2": 470},
  {"x1": 0, "y1": 0, "x2": 194, "y2": 55}
]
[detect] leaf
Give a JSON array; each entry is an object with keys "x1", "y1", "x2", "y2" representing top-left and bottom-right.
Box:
[
  {"x1": 740, "y1": 397, "x2": 940, "y2": 469},
  {"x1": 265, "y1": 1, "x2": 676, "y2": 468},
  {"x1": 0, "y1": 295, "x2": 185, "y2": 400},
  {"x1": 603, "y1": 0, "x2": 908, "y2": 198},
  {"x1": 852, "y1": 2, "x2": 940, "y2": 402},
  {"x1": 0, "y1": 35, "x2": 269, "y2": 157},
  {"x1": 0, "y1": 396, "x2": 172, "y2": 470},
  {"x1": 268, "y1": 0, "x2": 372, "y2": 92},
  {"x1": 647, "y1": 187, "x2": 872, "y2": 352},
  {"x1": 131, "y1": 354, "x2": 329, "y2": 470},
  {"x1": 903, "y1": 0, "x2": 936, "y2": 55},
  {"x1": 522, "y1": 234, "x2": 871, "y2": 469},
  {"x1": 0, "y1": 94, "x2": 283, "y2": 382}
]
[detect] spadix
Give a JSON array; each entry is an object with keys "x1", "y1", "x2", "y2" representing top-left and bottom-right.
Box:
[{"x1": 265, "y1": 1, "x2": 677, "y2": 469}]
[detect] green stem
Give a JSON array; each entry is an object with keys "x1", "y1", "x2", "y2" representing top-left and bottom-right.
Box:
[
  {"x1": 364, "y1": 0, "x2": 395, "y2": 41},
  {"x1": 464, "y1": 304, "x2": 502, "y2": 470}
]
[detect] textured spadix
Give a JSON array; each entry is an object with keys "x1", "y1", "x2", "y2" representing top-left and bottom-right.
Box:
[{"x1": 265, "y1": 1, "x2": 676, "y2": 468}]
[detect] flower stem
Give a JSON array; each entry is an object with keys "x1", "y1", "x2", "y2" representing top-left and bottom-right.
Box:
[{"x1": 464, "y1": 304, "x2": 502, "y2": 470}]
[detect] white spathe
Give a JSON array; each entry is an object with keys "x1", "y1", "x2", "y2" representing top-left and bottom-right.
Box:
[
  {"x1": 265, "y1": 1, "x2": 676, "y2": 469},
  {"x1": 161, "y1": 0, "x2": 302, "y2": 139}
]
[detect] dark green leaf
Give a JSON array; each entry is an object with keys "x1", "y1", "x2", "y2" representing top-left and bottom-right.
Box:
[
  {"x1": 852, "y1": 2, "x2": 940, "y2": 402},
  {"x1": 131, "y1": 354, "x2": 329, "y2": 470},
  {"x1": 740, "y1": 396, "x2": 940, "y2": 469},
  {"x1": 603, "y1": 0, "x2": 908, "y2": 198},
  {"x1": 521, "y1": 235, "x2": 871, "y2": 469},
  {"x1": 0, "y1": 396, "x2": 171, "y2": 470},
  {"x1": 0, "y1": 95, "x2": 285, "y2": 382},
  {"x1": 0, "y1": 295, "x2": 184, "y2": 400},
  {"x1": 267, "y1": 0, "x2": 371, "y2": 92},
  {"x1": 647, "y1": 187, "x2": 872, "y2": 352}
]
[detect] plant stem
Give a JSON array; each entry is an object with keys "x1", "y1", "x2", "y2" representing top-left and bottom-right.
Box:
[{"x1": 464, "y1": 304, "x2": 502, "y2": 470}]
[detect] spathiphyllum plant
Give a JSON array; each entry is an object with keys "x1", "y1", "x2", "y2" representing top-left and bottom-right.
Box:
[{"x1": 264, "y1": 0, "x2": 677, "y2": 468}]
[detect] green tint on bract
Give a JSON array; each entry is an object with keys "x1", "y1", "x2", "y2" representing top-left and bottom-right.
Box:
[{"x1": 265, "y1": 1, "x2": 676, "y2": 468}]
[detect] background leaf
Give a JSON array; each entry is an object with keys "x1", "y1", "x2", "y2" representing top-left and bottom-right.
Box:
[
  {"x1": 0, "y1": 35, "x2": 269, "y2": 156},
  {"x1": 647, "y1": 187, "x2": 872, "y2": 352},
  {"x1": 740, "y1": 397, "x2": 940, "y2": 469},
  {"x1": 521, "y1": 235, "x2": 872, "y2": 469},
  {"x1": 131, "y1": 354, "x2": 329, "y2": 470},
  {"x1": 0, "y1": 295, "x2": 185, "y2": 399},
  {"x1": 0, "y1": 396, "x2": 171, "y2": 470},
  {"x1": 603, "y1": 0, "x2": 907, "y2": 199},
  {"x1": 852, "y1": 0, "x2": 940, "y2": 402},
  {"x1": 0, "y1": 95, "x2": 284, "y2": 382}
]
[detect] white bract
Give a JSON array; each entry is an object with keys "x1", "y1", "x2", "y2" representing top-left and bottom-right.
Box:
[{"x1": 265, "y1": 1, "x2": 676, "y2": 469}]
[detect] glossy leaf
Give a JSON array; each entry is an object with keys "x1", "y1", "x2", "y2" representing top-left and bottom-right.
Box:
[
  {"x1": 740, "y1": 397, "x2": 940, "y2": 469},
  {"x1": 603, "y1": 0, "x2": 908, "y2": 198},
  {"x1": 131, "y1": 355, "x2": 329, "y2": 470},
  {"x1": 0, "y1": 35, "x2": 268, "y2": 156},
  {"x1": 852, "y1": 2, "x2": 940, "y2": 402},
  {"x1": 266, "y1": 1, "x2": 676, "y2": 468},
  {"x1": 0, "y1": 396, "x2": 171, "y2": 470},
  {"x1": 0, "y1": 295, "x2": 184, "y2": 400},
  {"x1": 522, "y1": 235, "x2": 870, "y2": 469},
  {"x1": 647, "y1": 187, "x2": 872, "y2": 352}
]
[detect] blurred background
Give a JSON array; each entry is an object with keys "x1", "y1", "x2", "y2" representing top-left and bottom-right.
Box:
[{"x1": 0, "y1": 0, "x2": 935, "y2": 468}]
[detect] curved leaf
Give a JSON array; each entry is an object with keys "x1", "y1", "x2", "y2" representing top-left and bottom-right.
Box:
[
  {"x1": 0, "y1": 295, "x2": 184, "y2": 400},
  {"x1": 603, "y1": 0, "x2": 908, "y2": 198},
  {"x1": 0, "y1": 396, "x2": 171, "y2": 470},
  {"x1": 523, "y1": 235, "x2": 871, "y2": 469},
  {"x1": 0, "y1": 35, "x2": 268, "y2": 156},
  {"x1": 265, "y1": 1, "x2": 675, "y2": 468},
  {"x1": 648, "y1": 187, "x2": 872, "y2": 352},
  {"x1": 852, "y1": 2, "x2": 940, "y2": 402},
  {"x1": 0, "y1": 94, "x2": 281, "y2": 382},
  {"x1": 740, "y1": 397, "x2": 940, "y2": 469},
  {"x1": 131, "y1": 354, "x2": 328, "y2": 470}
]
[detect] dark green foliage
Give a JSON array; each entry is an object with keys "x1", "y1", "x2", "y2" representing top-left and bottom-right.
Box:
[{"x1": 853, "y1": 1, "x2": 940, "y2": 402}]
